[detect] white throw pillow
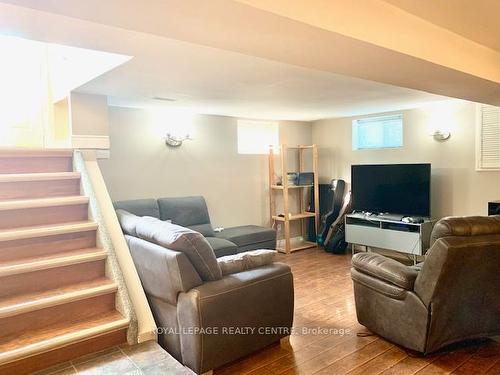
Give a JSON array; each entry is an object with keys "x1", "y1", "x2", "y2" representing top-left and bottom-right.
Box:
[{"x1": 217, "y1": 249, "x2": 276, "y2": 276}]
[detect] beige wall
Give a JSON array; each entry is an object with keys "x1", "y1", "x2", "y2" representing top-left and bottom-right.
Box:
[
  {"x1": 98, "y1": 101, "x2": 498, "y2": 224},
  {"x1": 70, "y1": 92, "x2": 110, "y2": 150},
  {"x1": 51, "y1": 98, "x2": 71, "y2": 147},
  {"x1": 98, "y1": 106, "x2": 311, "y2": 228},
  {"x1": 70, "y1": 92, "x2": 109, "y2": 136},
  {"x1": 312, "y1": 100, "x2": 500, "y2": 218}
]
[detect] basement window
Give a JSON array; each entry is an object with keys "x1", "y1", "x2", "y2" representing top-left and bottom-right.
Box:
[
  {"x1": 352, "y1": 114, "x2": 403, "y2": 150},
  {"x1": 237, "y1": 120, "x2": 279, "y2": 154}
]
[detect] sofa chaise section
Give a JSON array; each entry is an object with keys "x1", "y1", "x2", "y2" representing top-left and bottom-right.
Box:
[{"x1": 216, "y1": 224, "x2": 276, "y2": 253}]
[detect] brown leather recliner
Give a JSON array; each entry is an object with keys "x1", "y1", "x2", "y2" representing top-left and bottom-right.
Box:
[{"x1": 351, "y1": 216, "x2": 500, "y2": 354}]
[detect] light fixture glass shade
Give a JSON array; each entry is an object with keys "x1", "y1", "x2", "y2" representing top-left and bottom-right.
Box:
[
  {"x1": 165, "y1": 133, "x2": 191, "y2": 147},
  {"x1": 432, "y1": 130, "x2": 451, "y2": 141}
]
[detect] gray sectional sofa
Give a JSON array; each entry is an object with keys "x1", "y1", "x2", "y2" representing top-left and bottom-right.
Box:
[
  {"x1": 113, "y1": 197, "x2": 293, "y2": 374},
  {"x1": 114, "y1": 196, "x2": 276, "y2": 257}
]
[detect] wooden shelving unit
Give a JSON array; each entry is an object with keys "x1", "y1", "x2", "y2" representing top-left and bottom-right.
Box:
[{"x1": 269, "y1": 144, "x2": 319, "y2": 254}]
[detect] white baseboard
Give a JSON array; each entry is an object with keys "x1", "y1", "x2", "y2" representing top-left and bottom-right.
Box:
[{"x1": 72, "y1": 135, "x2": 110, "y2": 150}]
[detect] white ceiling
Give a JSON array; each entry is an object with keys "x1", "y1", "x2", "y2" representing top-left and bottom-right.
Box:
[
  {"x1": 383, "y1": 0, "x2": 500, "y2": 52},
  {"x1": 93, "y1": 37, "x2": 448, "y2": 121},
  {"x1": 0, "y1": 0, "x2": 477, "y2": 121}
]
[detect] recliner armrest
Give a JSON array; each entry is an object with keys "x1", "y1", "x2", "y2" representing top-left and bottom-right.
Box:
[
  {"x1": 125, "y1": 235, "x2": 203, "y2": 305},
  {"x1": 177, "y1": 262, "x2": 294, "y2": 373},
  {"x1": 352, "y1": 253, "x2": 419, "y2": 290}
]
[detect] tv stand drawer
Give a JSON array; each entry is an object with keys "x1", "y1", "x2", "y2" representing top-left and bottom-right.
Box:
[{"x1": 346, "y1": 224, "x2": 422, "y2": 255}]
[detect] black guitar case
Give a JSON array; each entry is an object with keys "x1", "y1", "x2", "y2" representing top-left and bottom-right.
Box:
[
  {"x1": 325, "y1": 224, "x2": 347, "y2": 254},
  {"x1": 317, "y1": 179, "x2": 346, "y2": 246},
  {"x1": 307, "y1": 183, "x2": 333, "y2": 242},
  {"x1": 324, "y1": 197, "x2": 351, "y2": 254}
]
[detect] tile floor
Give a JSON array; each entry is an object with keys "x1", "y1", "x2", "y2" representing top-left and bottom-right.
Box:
[{"x1": 34, "y1": 341, "x2": 194, "y2": 375}]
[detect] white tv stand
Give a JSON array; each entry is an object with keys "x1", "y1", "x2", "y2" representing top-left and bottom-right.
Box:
[{"x1": 345, "y1": 212, "x2": 435, "y2": 256}]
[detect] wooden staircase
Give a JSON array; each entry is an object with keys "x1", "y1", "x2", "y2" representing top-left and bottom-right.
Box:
[{"x1": 0, "y1": 149, "x2": 129, "y2": 374}]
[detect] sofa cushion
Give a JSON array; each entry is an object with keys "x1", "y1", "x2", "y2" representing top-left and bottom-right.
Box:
[
  {"x1": 188, "y1": 224, "x2": 216, "y2": 237},
  {"x1": 216, "y1": 225, "x2": 276, "y2": 248},
  {"x1": 158, "y1": 196, "x2": 215, "y2": 237},
  {"x1": 217, "y1": 249, "x2": 276, "y2": 276},
  {"x1": 205, "y1": 237, "x2": 238, "y2": 258},
  {"x1": 116, "y1": 209, "x2": 140, "y2": 236},
  {"x1": 135, "y1": 216, "x2": 222, "y2": 281},
  {"x1": 114, "y1": 199, "x2": 160, "y2": 218}
]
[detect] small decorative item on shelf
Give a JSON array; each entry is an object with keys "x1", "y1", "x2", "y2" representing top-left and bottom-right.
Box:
[
  {"x1": 276, "y1": 175, "x2": 283, "y2": 186},
  {"x1": 287, "y1": 173, "x2": 298, "y2": 185}
]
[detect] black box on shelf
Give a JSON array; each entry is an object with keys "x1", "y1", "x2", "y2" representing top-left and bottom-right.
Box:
[{"x1": 298, "y1": 172, "x2": 314, "y2": 185}]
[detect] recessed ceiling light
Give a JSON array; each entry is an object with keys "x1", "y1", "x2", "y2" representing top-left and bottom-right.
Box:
[{"x1": 153, "y1": 96, "x2": 177, "y2": 102}]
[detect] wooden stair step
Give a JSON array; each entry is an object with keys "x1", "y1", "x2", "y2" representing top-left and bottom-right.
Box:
[
  {"x1": 0, "y1": 221, "x2": 98, "y2": 243},
  {"x1": 0, "y1": 284, "x2": 117, "y2": 339},
  {"x1": 0, "y1": 149, "x2": 73, "y2": 158},
  {"x1": 0, "y1": 196, "x2": 89, "y2": 230},
  {"x1": 0, "y1": 172, "x2": 80, "y2": 183},
  {"x1": 0, "y1": 278, "x2": 117, "y2": 319},
  {"x1": 0, "y1": 248, "x2": 107, "y2": 277},
  {"x1": 0, "y1": 222, "x2": 97, "y2": 263},
  {"x1": 0, "y1": 173, "x2": 81, "y2": 201},
  {"x1": 0, "y1": 149, "x2": 73, "y2": 174},
  {"x1": 0, "y1": 196, "x2": 88, "y2": 210},
  {"x1": 0, "y1": 311, "x2": 129, "y2": 366},
  {"x1": 0, "y1": 248, "x2": 107, "y2": 298}
]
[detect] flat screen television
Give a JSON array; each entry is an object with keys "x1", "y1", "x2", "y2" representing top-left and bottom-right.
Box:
[{"x1": 351, "y1": 163, "x2": 431, "y2": 217}]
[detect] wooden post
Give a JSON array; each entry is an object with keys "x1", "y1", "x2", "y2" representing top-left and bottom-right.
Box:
[
  {"x1": 281, "y1": 144, "x2": 291, "y2": 254},
  {"x1": 312, "y1": 145, "x2": 320, "y2": 237},
  {"x1": 268, "y1": 146, "x2": 276, "y2": 226},
  {"x1": 299, "y1": 147, "x2": 305, "y2": 240}
]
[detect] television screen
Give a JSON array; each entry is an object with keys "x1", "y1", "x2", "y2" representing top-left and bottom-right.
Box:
[{"x1": 351, "y1": 163, "x2": 431, "y2": 217}]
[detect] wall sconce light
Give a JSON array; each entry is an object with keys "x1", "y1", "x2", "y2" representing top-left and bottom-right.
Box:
[
  {"x1": 165, "y1": 133, "x2": 192, "y2": 147},
  {"x1": 426, "y1": 100, "x2": 458, "y2": 142},
  {"x1": 431, "y1": 130, "x2": 451, "y2": 142},
  {"x1": 151, "y1": 108, "x2": 195, "y2": 148}
]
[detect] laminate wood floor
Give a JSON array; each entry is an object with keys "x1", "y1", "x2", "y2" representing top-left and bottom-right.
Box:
[{"x1": 216, "y1": 248, "x2": 500, "y2": 375}]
